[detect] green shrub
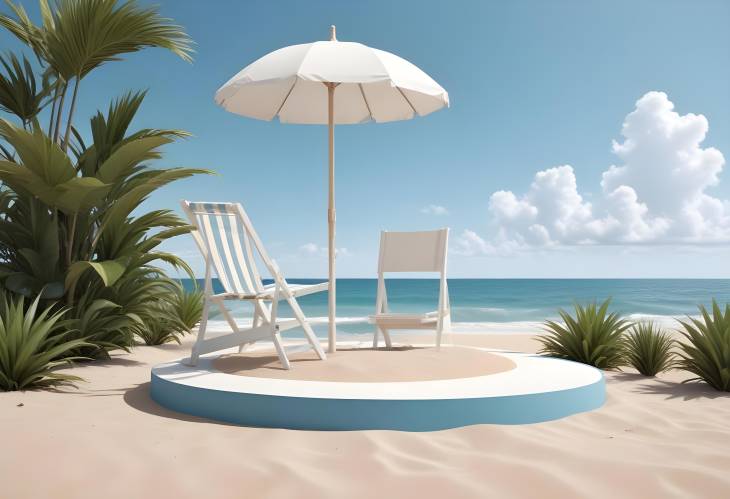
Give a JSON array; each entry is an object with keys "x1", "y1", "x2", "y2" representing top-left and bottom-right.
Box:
[
  {"x1": 624, "y1": 322, "x2": 676, "y2": 376},
  {"x1": 539, "y1": 299, "x2": 630, "y2": 370},
  {"x1": 136, "y1": 283, "x2": 203, "y2": 346},
  {"x1": 171, "y1": 283, "x2": 204, "y2": 332},
  {"x1": 676, "y1": 301, "x2": 730, "y2": 391},
  {"x1": 0, "y1": 292, "x2": 89, "y2": 391},
  {"x1": 136, "y1": 315, "x2": 178, "y2": 346},
  {"x1": 0, "y1": 1, "x2": 206, "y2": 359}
]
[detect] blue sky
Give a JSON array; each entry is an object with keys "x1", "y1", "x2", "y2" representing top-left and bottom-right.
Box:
[{"x1": 2, "y1": 0, "x2": 730, "y2": 277}]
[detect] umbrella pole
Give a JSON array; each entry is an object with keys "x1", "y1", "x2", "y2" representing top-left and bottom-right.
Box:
[{"x1": 327, "y1": 82, "x2": 336, "y2": 353}]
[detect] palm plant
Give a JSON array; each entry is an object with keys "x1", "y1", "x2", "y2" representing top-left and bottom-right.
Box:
[
  {"x1": 624, "y1": 322, "x2": 676, "y2": 376},
  {"x1": 0, "y1": 1, "x2": 205, "y2": 359},
  {"x1": 676, "y1": 301, "x2": 730, "y2": 391},
  {"x1": 1, "y1": 0, "x2": 192, "y2": 148},
  {"x1": 0, "y1": 193, "x2": 66, "y2": 299},
  {"x1": 0, "y1": 290, "x2": 90, "y2": 390},
  {"x1": 539, "y1": 299, "x2": 630, "y2": 370}
]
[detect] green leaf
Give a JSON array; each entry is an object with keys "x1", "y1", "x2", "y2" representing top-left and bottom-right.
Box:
[
  {"x1": 42, "y1": 0, "x2": 193, "y2": 80},
  {"x1": 52, "y1": 175, "x2": 110, "y2": 213},
  {"x1": 65, "y1": 258, "x2": 127, "y2": 290},
  {"x1": 0, "y1": 119, "x2": 75, "y2": 185},
  {"x1": 96, "y1": 135, "x2": 172, "y2": 183},
  {"x1": 0, "y1": 291, "x2": 91, "y2": 391},
  {"x1": 0, "y1": 52, "x2": 47, "y2": 122}
]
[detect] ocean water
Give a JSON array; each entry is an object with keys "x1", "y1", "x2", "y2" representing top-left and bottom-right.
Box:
[{"x1": 180, "y1": 278, "x2": 730, "y2": 336}]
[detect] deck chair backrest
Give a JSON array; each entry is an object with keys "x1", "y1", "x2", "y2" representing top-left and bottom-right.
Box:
[
  {"x1": 378, "y1": 229, "x2": 449, "y2": 274},
  {"x1": 181, "y1": 201, "x2": 268, "y2": 296}
]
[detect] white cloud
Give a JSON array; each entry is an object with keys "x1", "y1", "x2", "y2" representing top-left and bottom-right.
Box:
[
  {"x1": 461, "y1": 91, "x2": 727, "y2": 252},
  {"x1": 299, "y1": 243, "x2": 351, "y2": 257},
  {"x1": 452, "y1": 229, "x2": 495, "y2": 256},
  {"x1": 299, "y1": 242, "x2": 320, "y2": 255},
  {"x1": 420, "y1": 204, "x2": 449, "y2": 215}
]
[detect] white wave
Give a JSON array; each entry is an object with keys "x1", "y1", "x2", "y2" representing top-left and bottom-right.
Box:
[
  {"x1": 201, "y1": 318, "x2": 544, "y2": 335},
  {"x1": 307, "y1": 316, "x2": 369, "y2": 325},
  {"x1": 451, "y1": 321, "x2": 544, "y2": 334},
  {"x1": 624, "y1": 313, "x2": 695, "y2": 329},
  {"x1": 200, "y1": 314, "x2": 693, "y2": 336}
]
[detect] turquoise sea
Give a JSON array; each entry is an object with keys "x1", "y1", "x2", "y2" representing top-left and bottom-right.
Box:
[{"x1": 181, "y1": 278, "x2": 730, "y2": 336}]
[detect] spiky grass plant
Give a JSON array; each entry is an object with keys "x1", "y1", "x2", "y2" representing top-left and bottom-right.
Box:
[
  {"x1": 676, "y1": 301, "x2": 730, "y2": 391},
  {"x1": 539, "y1": 299, "x2": 630, "y2": 370},
  {"x1": 624, "y1": 322, "x2": 676, "y2": 376},
  {"x1": 0, "y1": 292, "x2": 89, "y2": 391},
  {"x1": 171, "y1": 283, "x2": 203, "y2": 333},
  {"x1": 136, "y1": 315, "x2": 178, "y2": 346},
  {"x1": 135, "y1": 283, "x2": 203, "y2": 346}
]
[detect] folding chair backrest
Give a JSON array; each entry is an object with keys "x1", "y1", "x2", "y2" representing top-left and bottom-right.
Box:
[
  {"x1": 378, "y1": 229, "x2": 449, "y2": 274},
  {"x1": 181, "y1": 201, "x2": 267, "y2": 296}
]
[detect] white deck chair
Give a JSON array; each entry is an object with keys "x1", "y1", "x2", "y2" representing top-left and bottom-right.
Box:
[
  {"x1": 181, "y1": 201, "x2": 327, "y2": 369},
  {"x1": 369, "y1": 229, "x2": 451, "y2": 349}
]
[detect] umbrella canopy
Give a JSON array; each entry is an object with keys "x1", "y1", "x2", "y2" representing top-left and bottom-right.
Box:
[
  {"x1": 215, "y1": 26, "x2": 448, "y2": 352},
  {"x1": 215, "y1": 30, "x2": 448, "y2": 123}
]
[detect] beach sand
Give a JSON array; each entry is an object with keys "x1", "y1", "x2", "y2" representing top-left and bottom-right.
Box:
[
  {"x1": 2, "y1": 332, "x2": 729, "y2": 499},
  {"x1": 213, "y1": 345, "x2": 516, "y2": 381}
]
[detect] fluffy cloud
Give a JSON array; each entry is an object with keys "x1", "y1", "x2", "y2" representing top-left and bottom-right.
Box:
[
  {"x1": 299, "y1": 243, "x2": 351, "y2": 257},
  {"x1": 462, "y1": 91, "x2": 727, "y2": 253},
  {"x1": 453, "y1": 229, "x2": 495, "y2": 256},
  {"x1": 299, "y1": 242, "x2": 320, "y2": 255},
  {"x1": 420, "y1": 204, "x2": 449, "y2": 215}
]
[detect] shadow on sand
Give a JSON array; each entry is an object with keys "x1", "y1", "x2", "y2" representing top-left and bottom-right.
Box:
[
  {"x1": 611, "y1": 371, "x2": 730, "y2": 401},
  {"x1": 216, "y1": 345, "x2": 421, "y2": 373},
  {"x1": 123, "y1": 382, "x2": 236, "y2": 426}
]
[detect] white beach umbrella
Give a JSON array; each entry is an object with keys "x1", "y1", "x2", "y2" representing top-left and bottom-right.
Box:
[{"x1": 215, "y1": 26, "x2": 449, "y2": 352}]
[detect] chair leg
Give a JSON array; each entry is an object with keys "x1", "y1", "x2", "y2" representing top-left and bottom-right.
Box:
[
  {"x1": 271, "y1": 327, "x2": 291, "y2": 370},
  {"x1": 302, "y1": 321, "x2": 326, "y2": 360},
  {"x1": 189, "y1": 296, "x2": 211, "y2": 366},
  {"x1": 445, "y1": 315, "x2": 453, "y2": 346},
  {"x1": 286, "y1": 293, "x2": 326, "y2": 360},
  {"x1": 382, "y1": 328, "x2": 392, "y2": 348},
  {"x1": 373, "y1": 327, "x2": 392, "y2": 348}
]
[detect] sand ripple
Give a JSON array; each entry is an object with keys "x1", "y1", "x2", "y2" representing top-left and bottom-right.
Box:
[{"x1": 1, "y1": 334, "x2": 729, "y2": 498}]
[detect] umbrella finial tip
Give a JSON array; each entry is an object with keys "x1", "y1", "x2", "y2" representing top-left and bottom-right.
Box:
[{"x1": 330, "y1": 25, "x2": 337, "y2": 41}]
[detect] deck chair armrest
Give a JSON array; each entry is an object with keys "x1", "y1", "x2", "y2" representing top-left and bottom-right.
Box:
[
  {"x1": 258, "y1": 282, "x2": 328, "y2": 300},
  {"x1": 290, "y1": 281, "x2": 328, "y2": 298}
]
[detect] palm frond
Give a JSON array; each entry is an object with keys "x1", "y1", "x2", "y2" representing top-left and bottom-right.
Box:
[
  {"x1": 0, "y1": 1, "x2": 49, "y2": 62},
  {"x1": 44, "y1": 0, "x2": 193, "y2": 80},
  {"x1": 0, "y1": 52, "x2": 48, "y2": 123}
]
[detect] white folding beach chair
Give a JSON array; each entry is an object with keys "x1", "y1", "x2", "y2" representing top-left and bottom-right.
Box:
[
  {"x1": 181, "y1": 201, "x2": 327, "y2": 369},
  {"x1": 369, "y1": 229, "x2": 451, "y2": 349}
]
